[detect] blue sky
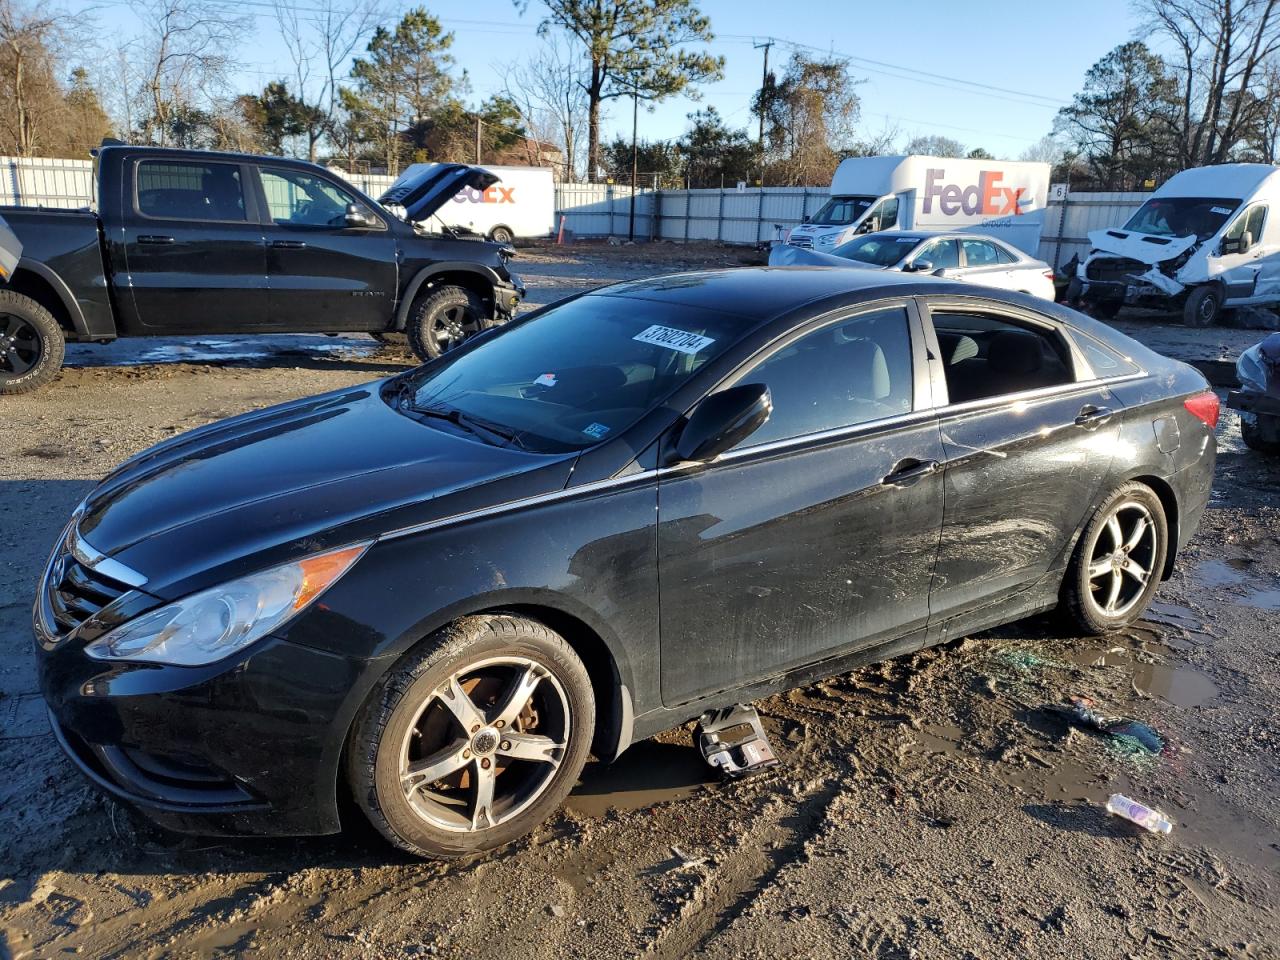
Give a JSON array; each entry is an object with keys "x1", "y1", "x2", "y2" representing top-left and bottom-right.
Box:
[{"x1": 71, "y1": 0, "x2": 1142, "y2": 157}]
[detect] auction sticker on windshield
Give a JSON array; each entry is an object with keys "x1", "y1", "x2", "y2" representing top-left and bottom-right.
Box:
[{"x1": 633, "y1": 325, "x2": 716, "y2": 355}]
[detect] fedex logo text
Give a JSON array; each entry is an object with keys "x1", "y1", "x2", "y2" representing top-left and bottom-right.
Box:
[
  {"x1": 922, "y1": 169, "x2": 1029, "y2": 217},
  {"x1": 454, "y1": 186, "x2": 517, "y2": 204}
]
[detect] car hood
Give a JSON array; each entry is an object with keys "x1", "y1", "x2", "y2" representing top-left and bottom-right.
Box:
[
  {"x1": 1086, "y1": 228, "x2": 1198, "y2": 265},
  {"x1": 379, "y1": 163, "x2": 501, "y2": 223},
  {"x1": 78, "y1": 382, "x2": 574, "y2": 597},
  {"x1": 769, "y1": 244, "x2": 885, "y2": 269}
]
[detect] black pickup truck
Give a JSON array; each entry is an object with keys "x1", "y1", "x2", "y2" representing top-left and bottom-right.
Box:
[{"x1": 0, "y1": 143, "x2": 525, "y2": 393}]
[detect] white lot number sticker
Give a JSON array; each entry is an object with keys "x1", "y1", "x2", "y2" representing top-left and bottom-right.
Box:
[
  {"x1": 633, "y1": 324, "x2": 715, "y2": 356},
  {"x1": 1212, "y1": 206, "x2": 1233, "y2": 215}
]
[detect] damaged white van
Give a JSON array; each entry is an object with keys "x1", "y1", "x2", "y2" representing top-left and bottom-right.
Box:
[{"x1": 1073, "y1": 164, "x2": 1280, "y2": 326}]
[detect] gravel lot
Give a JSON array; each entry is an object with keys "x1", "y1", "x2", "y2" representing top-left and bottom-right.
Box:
[{"x1": 1, "y1": 243, "x2": 1278, "y2": 959}]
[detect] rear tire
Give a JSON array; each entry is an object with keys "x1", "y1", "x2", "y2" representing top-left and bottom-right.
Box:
[
  {"x1": 0, "y1": 291, "x2": 65, "y2": 395},
  {"x1": 1182, "y1": 286, "x2": 1222, "y2": 327},
  {"x1": 347, "y1": 614, "x2": 595, "y2": 859},
  {"x1": 1062, "y1": 482, "x2": 1168, "y2": 634},
  {"x1": 406, "y1": 285, "x2": 490, "y2": 363}
]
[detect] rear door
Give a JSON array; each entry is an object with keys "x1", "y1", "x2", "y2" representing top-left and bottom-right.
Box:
[
  {"x1": 919, "y1": 297, "x2": 1121, "y2": 626},
  {"x1": 956, "y1": 237, "x2": 1015, "y2": 290},
  {"x1": 657, "y1": 300, "x2": 945, "y2": 706},
  {"x1": 254, "y1": 165, "x2": 398, "y2": 331},
  {"x1": 121, "y1": 156, "x2": 268, "y2": 332}
]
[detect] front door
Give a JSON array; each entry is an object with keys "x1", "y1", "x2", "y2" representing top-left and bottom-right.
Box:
[
  {"x1": 256, "y1": 166, "x2": 399, "y2": 331},
  {"x1": 121, "y1": 157, "x2": 268, "y2": 333},
  {"x1": 657, "y1": 302, "x2": 945, "y2": 706},
  {"x1": 1217, "y1": 203, "x2": 1272, "y2": 302},
  {"x1": 921, "y1": 300, "x2": 1120, "y2": 622}
]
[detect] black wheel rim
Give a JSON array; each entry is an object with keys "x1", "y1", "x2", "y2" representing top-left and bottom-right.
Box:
[
  {"x1": 0, "y1": 314, "x2": 42, "y2": 375},
  {"x1": 1198, "y1": 294, "x2": 1218, "y2": 323},
  {"x1": 432, "y1": 304, "x2": 481, "y2": 352}
]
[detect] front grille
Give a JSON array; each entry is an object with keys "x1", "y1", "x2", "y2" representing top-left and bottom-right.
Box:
[
  {"x1": 1086, "y1": 256, "x2": 1146, "y2": 283},
  {"x1": 789, "y1": 235, "x2": 813, "y2": 248},
  {"x1": 45, "y1": 554, "x2": 129, "y2": 637}
]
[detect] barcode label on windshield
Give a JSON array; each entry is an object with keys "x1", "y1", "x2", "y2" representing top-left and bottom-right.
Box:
[{"x1": 633, "y1": 325, "x2": 715, "y2": 355}]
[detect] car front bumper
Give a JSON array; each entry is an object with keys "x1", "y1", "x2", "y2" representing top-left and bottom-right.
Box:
[
  {"x1": 37, "y1": 628, "x2": 383, "y2": 837},
  {"x1": 495, "y1": 276, "x2": 526, "y2": 318}
]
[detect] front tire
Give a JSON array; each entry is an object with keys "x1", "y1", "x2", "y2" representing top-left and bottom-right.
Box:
[
  {"x1": 406, "y1": 285, "x2": 490, "y2": 362},
  {"x1": 0, "y1": 291, "x2": 65, "y2": 395},
  {"x1": 1182, "y1": 286, "x2": 1222, "y2": 327},
  {"x1": 1062, "y1": 482, "x2": 1168, "y2": 634},
  {"x1": 347, "y1": 614, "x2": 595, "y2": 859},
  {"x1": 1241, "y1": 413, "x2": 1280, "y2": 454}
]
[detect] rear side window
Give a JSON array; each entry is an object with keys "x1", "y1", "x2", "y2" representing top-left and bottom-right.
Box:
[
  {"x1": 1074, "y1": 333, "x2": 1141, "y2": 377},
  {"x1": 994, "y1": 244, "x2": 1020, "y2": 264},
  {"x1": 732, "y1": 306, "x2": 914, "y2": 449},
  {"x1": 136, "y1": 160, "x2": 246, "y2": 221},
  {"x1": 931, "y1": 310, "x2": 1075, "y2": 404},
  {"x1": 960, "y1": 239, "x2": 1001, "y2": 267}
]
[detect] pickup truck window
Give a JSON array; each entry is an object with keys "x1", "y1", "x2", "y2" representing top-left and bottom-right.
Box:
[
  {"x1": 260, "y1": 168, "x2": 368, "y2": 228},
  {"x1": 136, "y1": 160, "x2": 247, "y2": 222}
]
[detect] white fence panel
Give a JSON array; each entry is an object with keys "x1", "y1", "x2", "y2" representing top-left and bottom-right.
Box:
[
  {"x1": 1040, "y1": 191, "x2": 1148, "y2": 268},
  {"x1": 0, "y1": 156, "x2": 96, "y2": 208},
  {"x1": 555, "y1": 183, "x2": 654, "y2": 238}
]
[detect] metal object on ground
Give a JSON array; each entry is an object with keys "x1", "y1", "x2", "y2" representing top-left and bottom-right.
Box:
[{"x1": 696, "y1": 704, "x2": 779, "y2": 778}]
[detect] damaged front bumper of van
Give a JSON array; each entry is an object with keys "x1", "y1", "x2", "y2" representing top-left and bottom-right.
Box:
[{"x1": 1075, "y1": 228, "x2": 1198, "y2": 306}]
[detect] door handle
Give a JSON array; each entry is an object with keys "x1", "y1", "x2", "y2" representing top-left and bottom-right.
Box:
[
  {"x1": 137, "y1": 235, "x2": 174, "y2": 245},
  {"x1": 270, "y1": 239, "x2": 307, "y2": 249},
  {"x1": 1074, "y1": 404, "x2": 1113, "y2": 429},
  {"x1": 881, "y1": 458, "x2": 940, "y2": 487}
]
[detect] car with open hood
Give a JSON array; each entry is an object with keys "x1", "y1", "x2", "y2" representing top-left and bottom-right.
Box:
[
  {"x1": 0, "y1": 143, "x2": 524, "y2": 393},
  {"x1": 1072, "y1": 163, "x2": 1280, "y2": 326},
  {"x1": 34, "y1": 267, "x2": 1217, "y2": 858}
]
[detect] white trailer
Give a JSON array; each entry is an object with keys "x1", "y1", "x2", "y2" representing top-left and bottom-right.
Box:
[
  {"x1": 786, "y1": 155, "x2": 1051, "y2": 257},
  {"x1": 392, "y1": 163, "x2": 556, "y2": 243}
]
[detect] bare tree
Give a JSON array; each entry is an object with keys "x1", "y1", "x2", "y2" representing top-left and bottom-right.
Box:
[
  {"x1": 501, "y1": 35, "x2": 588, "y2": 179},
  {"x1": 1141, "y1": 0, "x2": 1280, "y2": 164},
  {"x1": 0, "y1": 0, "x2": 77, "y2": 155},
  {"x1": 273, "y1": 0, "x2": 381, "y2": 161},
  {"x1": 128, "y1": 0, "x2": 246, "y2": 146}
]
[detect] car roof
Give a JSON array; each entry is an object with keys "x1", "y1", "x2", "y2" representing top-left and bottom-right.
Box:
[{"x1": 589, "y1": 266, "x2": 969, "y2": 321}]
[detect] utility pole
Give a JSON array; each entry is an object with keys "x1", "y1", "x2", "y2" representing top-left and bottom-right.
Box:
[
  {"x1": 754, "y1": 38, "x2": 773, "y2": 188},
  {"x1": 629, "y1": 80, "x2": 639, "y2": 241},
  {"x1": 475, "y1": 116, "x2": 482, "y2": 164}
]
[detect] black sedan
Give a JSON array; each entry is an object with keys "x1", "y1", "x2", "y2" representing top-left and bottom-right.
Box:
[{"x1": 34, "y1": 268, "x2": 1218, "y2": 858}]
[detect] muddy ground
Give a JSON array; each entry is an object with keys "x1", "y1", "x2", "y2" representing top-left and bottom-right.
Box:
[{"x1": 1, "y1": 242, "x2": 1278, "y2": 959}]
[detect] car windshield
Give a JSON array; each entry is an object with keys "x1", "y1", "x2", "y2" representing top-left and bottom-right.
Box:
[
  {"x1": 1122, "y1": 197, "x2": 1241, "y2": 241},
  {"x1": 808, "y1": 195, "x2": 876, "y2": 226},
  {"x1": 393, "y1": 295, "x2": 745, "y2": 453},
  {"x1": 832, "y1": 234, "x2": 921, "y2": 266}
]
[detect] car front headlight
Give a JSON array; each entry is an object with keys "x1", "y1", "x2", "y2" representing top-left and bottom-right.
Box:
[
  {"x1": 84, "y1": 543, "x2": 369, "y2": 666},
  {"x1": 817, "y1": 233, "x2": 838, "y2": 246}
]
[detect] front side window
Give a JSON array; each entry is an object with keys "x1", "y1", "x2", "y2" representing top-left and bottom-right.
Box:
[
  {"x1": 136, "y1": 160, "x2": 246, "y2": 221},
  {"x1": 1122, "y1": 197, "x2": 1240, "y2": 241},
  {"x1": 397, "y1": 295, "x2": 744, "y2": 453},
  {"x1": 809, "y1": 195, "x2": 876, "y2": 226},
  {"x1": 260, "y1": 168, "x2": 366, "y2": 227},
  {"x1": 1224, "y1": 204, "x2": 1267, "y2": 249},
  {"x1": 915, "y1": 238, "x2": 959, "y2": 269},
  {"x1": 930, "y1": 310, "x2": 1075, "y2": 404},
  {"x1": 868, "y1": 197, "x2": 899, "y2": 230},
  {"x1": 731, "y1": 306, "x2": 914, "y2": 450}
]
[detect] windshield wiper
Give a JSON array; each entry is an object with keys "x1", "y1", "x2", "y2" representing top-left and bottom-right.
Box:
[{"x1": 409, "y1": 401, "x2": 528, "y2": 450}]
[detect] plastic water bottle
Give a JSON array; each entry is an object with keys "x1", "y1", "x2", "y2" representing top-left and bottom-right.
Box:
[{"x1": 1106, "y1": 794, "x2": 1174, "y2": 834}]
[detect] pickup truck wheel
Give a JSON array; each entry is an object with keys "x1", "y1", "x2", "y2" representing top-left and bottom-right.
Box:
[
  {"x1": 1182, "y1": 286, "x2": 1222, "y2": 327},
  {"x1": 406, "y1": 285, "x2": 490, "y2": 362},
  {"x1": 0, "y1": 292, "x2": 64, "y2": 395}
]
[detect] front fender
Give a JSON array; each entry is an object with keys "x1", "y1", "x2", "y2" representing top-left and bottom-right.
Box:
[{"x1": 396, "y1": 262, "x2": 503, "y2": 328}]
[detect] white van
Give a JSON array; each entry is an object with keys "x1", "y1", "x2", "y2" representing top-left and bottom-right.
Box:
[
  {"x1": 1074, "y1": 163, "x2": 1280, "y2": 326},
  {"x1": 786, "y1": 155, "x2": 1051, "y2": 257},
  {"x1": 390, "y1": 163, "x2": 556, "y2": 243}
]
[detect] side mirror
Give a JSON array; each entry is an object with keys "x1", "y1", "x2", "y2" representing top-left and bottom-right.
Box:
[
  {"x1": 857, "y1": 219, "x2": 876, "y2": 234},
  {"x1": 344, "y1": 202, "x2": 378, "y2": 229},
  {"x1": 674, "y1": 383, "x2": 772, "y2": 463},
  {"x1": 802, "y1": 214, "x2": 811, "y2": 223},
  {"x1": 908, "y1": 259, "x2": 934, "y2": 274},
  {"x1": 932, "y1": 267, "x2": 951, "y2": 277}
]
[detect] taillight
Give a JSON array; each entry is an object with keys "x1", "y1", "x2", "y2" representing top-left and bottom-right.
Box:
[
  {"x1": 1043, "y1": 270, "x2": 1055, "y2": 281},
  {"x1": 1183, "y1": 390, "x2": 1220, "y2": 429}
]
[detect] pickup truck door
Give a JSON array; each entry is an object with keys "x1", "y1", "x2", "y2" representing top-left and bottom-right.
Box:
[
  {"x1": 120, "y1": 157, "x2": 269, "y2": 333},
  {"x1": 254, "y1": 166, "x2": 398, "y2": 331}
]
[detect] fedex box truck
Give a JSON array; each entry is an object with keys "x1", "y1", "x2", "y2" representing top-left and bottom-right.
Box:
[
  {"x1": 786, "y1": 155, "x2": 1051, "y2": 257},
  {"x1": 392, "y1": 163, "x2": 556, "y2": 243}
]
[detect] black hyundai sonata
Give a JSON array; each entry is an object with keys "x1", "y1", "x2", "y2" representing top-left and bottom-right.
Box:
[{"x1": 35, "y1": 268, "x2": 1217, "y2": 857}]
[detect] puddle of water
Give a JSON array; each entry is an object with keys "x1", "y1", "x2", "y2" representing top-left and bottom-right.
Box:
[
  {"x1": 1195, "y1": 558, "x2": 1246, "y2": 589},
  {"x1": 1193, "y1": 557, "x2": 1280, "y2": 611},
  {"x1": 64, "y1": 335, "x2": 382, "y2": 368},
  {"x1": 1064, "y1": 635, "x2": 1219, "y2": 708},
  {"x1": 567, "y1": 740, "x2": 715, "y2": 819}
]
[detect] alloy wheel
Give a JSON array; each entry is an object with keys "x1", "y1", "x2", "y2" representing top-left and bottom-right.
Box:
[
  {"x1": 432, "y1": 305, "x2": 479, "y2": 351},
  {"x1": 1085, "y1": 500, "x2": 1158, "y2": 618},
  {"x1": 0, "y1": 314, "x2": 42, "y2": 375},
  {"x1": 397, "y1": 656, "x2": 570, "y2": 833}
]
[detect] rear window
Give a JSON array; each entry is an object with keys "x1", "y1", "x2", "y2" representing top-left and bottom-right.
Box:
[
  {"x1": 136, "y1": 160, "x2": 246, "y2": 222},
  {"x1": 1073, "y1": 333, "x2": 1142, "y2": 378}
]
